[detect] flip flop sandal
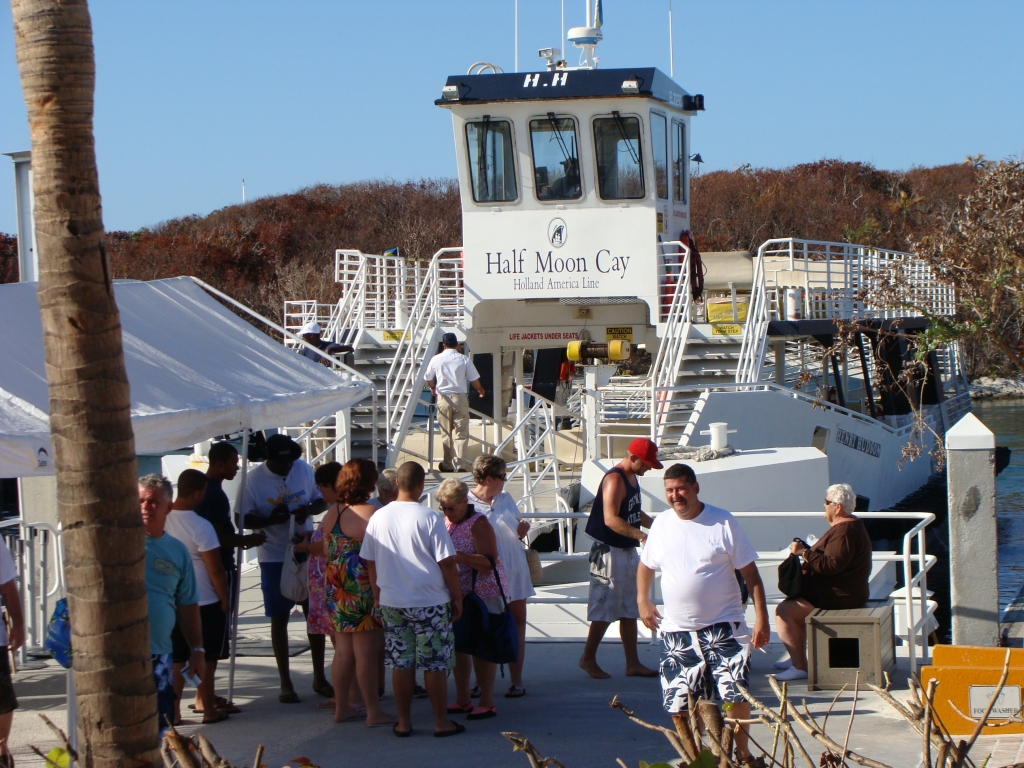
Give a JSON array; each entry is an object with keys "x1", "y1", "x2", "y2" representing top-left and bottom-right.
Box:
[
  {"x1": 466, "y1": 706, "x2": 497, "y2": 720},
  {"x1": 0, "y1": 753, "x2": 14, "y2": 768},
  {"x1": 412, "y1": 684, "x2": 429, "y2": 699},
  {"x1": 446, "y1": 701, "x2": 473, "y2": 714},
  {"x1": 434, "y1": 722, "x2": 466, "y2": 737},
  {"x1": 216, "y1": 703, "x2": 242, "y2": 714},
  {"x1": 312, "y1": 682, "x2": 335, "y2": 698},
  {"x1": 201, "y1": 710, "x2": 230, "y2": 725},
  {"x1": 278, "y1": 691, "x2": 301, "y2": 704},
  {"x1": 505, "y1": 685, "x2": 526, "y2": 698},
  {"x1": 393, "y1": 724, "x2": 412, "y2": 738},
  {"x1": 469, "y1": 685, "x2": 481, "y2": 698}
]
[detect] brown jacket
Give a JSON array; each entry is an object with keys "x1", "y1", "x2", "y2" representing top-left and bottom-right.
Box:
[{"x1": 801, "y1": 518, "x2": 872, "y2": 609}]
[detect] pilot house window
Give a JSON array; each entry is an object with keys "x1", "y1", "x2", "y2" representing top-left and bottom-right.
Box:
[
  {"x1": 465, "y1": 118, "x2": 518, "y2": 203},
  {"x1": 593, "y1": 114, "x2": 645, "y2": 200},
  {"x1": 672, "y1": 120, "x2": 687, "y2": 203},
  {"x1": 651, "y1": 112, "x2": 668, "y2": 200},
  {"x1": 530, "y1": 115, "x2": 582, "y2": 201}
]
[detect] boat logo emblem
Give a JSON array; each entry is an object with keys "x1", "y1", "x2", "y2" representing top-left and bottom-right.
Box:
[{"x1": 548, "y1": 218, "x2": 567, "y2": 248}]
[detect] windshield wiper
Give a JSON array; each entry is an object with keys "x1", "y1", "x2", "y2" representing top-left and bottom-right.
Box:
[{"x1": 611, "y1": 111, "x2": 640, "y2": 166}]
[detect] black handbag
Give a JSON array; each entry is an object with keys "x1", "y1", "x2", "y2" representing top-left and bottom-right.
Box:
[
  {"x1": 453, "y1": 556, "x2": 519, "y2": 666},
  {"x1": 778, "y1": 553, "x2": 803, "y2": 599}
]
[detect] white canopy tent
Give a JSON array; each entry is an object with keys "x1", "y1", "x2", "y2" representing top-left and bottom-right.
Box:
[
  {"x1": 0, "y1": 276, "x2": 374, "y2": 705},
  {"x1": 0, "y1": 276, "x2": 372, "y2": 474}
]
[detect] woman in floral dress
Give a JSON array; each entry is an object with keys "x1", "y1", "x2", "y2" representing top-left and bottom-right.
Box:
[{"x1": 308, "y1": 459, "x2": 393, "y2": 726}]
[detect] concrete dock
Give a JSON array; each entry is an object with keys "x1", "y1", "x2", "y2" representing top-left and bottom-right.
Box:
[{"x1": 9, "y1": 568, "x2": 1024, "y2": 768}]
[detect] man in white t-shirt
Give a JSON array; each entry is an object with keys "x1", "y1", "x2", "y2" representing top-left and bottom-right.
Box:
[
  {"x1": 362, "y1": 461, "x2": 465, "y2": 738},
  {"x1": 424, "y1": 333, "x2": 485, "y2": 472},
  {"x1": 165, "y1": 469, "x2": 232, "y2": 724},
  {"x1": 241, "y1": 433, "x2": 330, "y2": 703},
  {"x1": 638, "y1": 463, "x2": 769, "y2": 764},
  {"x1": 0, "y1": 539, "x2": 24, "y2": 763}
]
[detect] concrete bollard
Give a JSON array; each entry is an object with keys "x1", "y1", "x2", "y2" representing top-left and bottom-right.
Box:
[{"x1": 945, "y1": 412, "x2": 998, "y2": 646}]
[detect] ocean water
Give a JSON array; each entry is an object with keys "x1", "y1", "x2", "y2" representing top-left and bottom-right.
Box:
[{"x1": 972, "y1": 400, "x2": 1024, "y2": 612}]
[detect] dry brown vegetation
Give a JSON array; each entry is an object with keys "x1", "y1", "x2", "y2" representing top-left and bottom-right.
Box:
[
  {"x1": 106, "y1": 178, "x2": 461, "y2": 321},
  {"x1": 690, "y1": 159, "x2": 977, "y2": 253},
  {"x1": 2, "y1": 161, "x2": 1000, "y2": 370}
]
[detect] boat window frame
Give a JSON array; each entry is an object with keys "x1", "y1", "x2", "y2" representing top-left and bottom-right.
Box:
[
  {"x1": 591, "y1": 112, "x2": 646, "y2": 201},
  {"x1": 528, "y1": 113, "x2": 584, "y2": 203},
  {"x1": 671, "y1": 118, "x2": 687, "y2": 204},
  {"x1": 463, "y1": 115, "x2": 520, "y2": 205},
  {"x1": 650, "y1": 110, "x2": 669, "y2": 200}
]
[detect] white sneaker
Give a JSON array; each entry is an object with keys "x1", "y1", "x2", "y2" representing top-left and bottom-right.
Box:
[
  {"x1": 773, "y1": 655, "x2": 792, "y2": 670},
  {"x1": 772, "y1": 666, "x2": 808, "y2": 682}
]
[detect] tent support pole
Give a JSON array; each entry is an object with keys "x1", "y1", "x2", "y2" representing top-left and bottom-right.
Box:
[{"x1": 227, "y1": 428, "x2": 250, "y2": 704}]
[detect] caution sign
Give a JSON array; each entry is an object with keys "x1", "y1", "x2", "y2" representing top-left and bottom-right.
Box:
[
  {"x1": 706, "y1": 299, "x2": 749, "y2": 324},
  {"x1": 656, "y1": 211, "x2": 665, "y2": 234},
  {"x1": 605, "y1": 326, "x2": 633, "y2": 342},
  {"x1": 711, "y1": 324, "x2": 742, "y2": 337},
  {"x1": 382, "y1": 329, "x2": 408, "y2": 342}
]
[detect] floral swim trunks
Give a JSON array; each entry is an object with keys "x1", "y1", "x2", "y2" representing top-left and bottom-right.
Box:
[
  {"x1": 659, "y1": 621, "x2": 751, "y2": 714},
  {"x1": 381, "y1": 604, "x2": 455, "y2": 672}
]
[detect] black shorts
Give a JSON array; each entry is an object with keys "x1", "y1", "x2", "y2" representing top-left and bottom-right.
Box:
[
  {"x1": 171, "y1": 602, "x2": 229, "y2": 663},
  {"x1": 0, "y1": 646, "x2": 18, "y2": 715}
]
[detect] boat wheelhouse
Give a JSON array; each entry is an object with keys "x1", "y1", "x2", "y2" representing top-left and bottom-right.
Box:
[{"x1": 284, "y1": 52, "x2": 969, "y2": 514}]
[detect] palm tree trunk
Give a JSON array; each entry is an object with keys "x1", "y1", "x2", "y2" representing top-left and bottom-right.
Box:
[{"x1": 10, "y1": 1, "x2": 157, "y2": 766}]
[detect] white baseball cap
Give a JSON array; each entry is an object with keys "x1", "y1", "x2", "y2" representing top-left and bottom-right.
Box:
[{"x1": 299, "y1": 322, "x2": 322, "y2": 336}]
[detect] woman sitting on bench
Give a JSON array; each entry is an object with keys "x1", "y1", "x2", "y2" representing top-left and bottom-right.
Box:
[{"x1": 773, "y1": 483, "x2": 872, "y2": 682}]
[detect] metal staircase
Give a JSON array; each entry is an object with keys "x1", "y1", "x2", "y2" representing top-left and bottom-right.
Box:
[{"x1": 284, "y1": 247, "x2": 465, "y2": 466}]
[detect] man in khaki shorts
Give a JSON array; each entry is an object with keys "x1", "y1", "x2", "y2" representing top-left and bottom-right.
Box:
[
  {"x1": 578, "y1": 438, "x2": 660, "y2": 679},
  {"x1": 424, "y1": 332, "x2": 485, "y2": 472}
]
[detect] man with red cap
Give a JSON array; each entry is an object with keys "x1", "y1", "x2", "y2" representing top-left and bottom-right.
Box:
[{"x1": 579, "y1": 438, "x2": 662, "y2": 679}]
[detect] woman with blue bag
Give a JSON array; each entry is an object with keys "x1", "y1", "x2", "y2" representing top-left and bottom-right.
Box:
[{"x1": 437, "y1": 478, "x2": 513, "y2": 722}]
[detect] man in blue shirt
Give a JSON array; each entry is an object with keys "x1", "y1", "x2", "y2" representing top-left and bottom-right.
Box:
[{"x1": 139, "y1": 473, "x2": 203, "y2": 733}]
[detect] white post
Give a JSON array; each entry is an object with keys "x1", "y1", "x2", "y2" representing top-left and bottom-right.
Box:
[
  {"x1": 945, "y1": 413, "x2": 998, "y2": 647},
  {"x1": 227, "y1": 429, "x2": 250, "y2": 704},
  {"x1": 583, "y1": 367, "x2": 599, "y2": 461}
]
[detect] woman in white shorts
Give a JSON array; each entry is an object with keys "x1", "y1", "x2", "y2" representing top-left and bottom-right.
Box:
[{"x1": 468, "y1": 455, "x2": 535, "y2": 697}]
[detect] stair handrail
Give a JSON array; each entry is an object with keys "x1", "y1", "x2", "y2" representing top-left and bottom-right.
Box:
[
  {"x1": 649, "y1": 242, "x2": 693, "y2": 441},
  {"x1": 735, "y1": 239, "x2": 772, "y2": 384},
  {"x1": 325, "y1": 257, "x2": 368, "y2": 343},
  {"x1": 384, "y1": 247, "x2": 464, "y2": 462}
]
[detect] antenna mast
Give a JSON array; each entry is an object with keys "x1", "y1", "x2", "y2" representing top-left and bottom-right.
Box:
[{"x1": 668, "y1": 0, "x2": 675, "y2": 78}]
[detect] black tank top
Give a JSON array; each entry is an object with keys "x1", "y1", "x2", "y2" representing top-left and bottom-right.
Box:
[{"x1": 585, "y1": 467, "x2": 643, "y2": 549}]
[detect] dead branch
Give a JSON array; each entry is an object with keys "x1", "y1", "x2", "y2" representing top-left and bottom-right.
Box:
[
  {"x1": 841, "y1": 671, "x2": 861, "y2": 762},
  {"x1": 821, "y1": 684, "x2": 849, "y2": 734},
  {"x1": 737, "y1": 685, "x2": 816, "y2": 768},
  {"x1": 923, "y1": 679, "x2": 935, "y2": 768},
  {"x1": 197, "y1": 734, "x2": 232, "y2": 768},
  {"x1": 253, "y1": 745, "x2": 265, "y2": 768},
  {"x1": 609, "y1": 695, "x2": 689, "y2": 759},
  {"x1": 161, "y1": 741, "x2": 178, "y2": 768},
  {"x1": 766, "y1": 676, "x2": 890, "y2": 768},
  {"x1": 164, "y1": 726, "x2": 201, "y2": 768},
  {"x1": 35, "y1": 714, "x2": 78, "y2": 763},
  {"x1": 501, "y1": 731, "x2": 567, "y2": 768}
]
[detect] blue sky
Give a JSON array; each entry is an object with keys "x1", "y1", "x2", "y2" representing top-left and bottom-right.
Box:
[{"x1": 2, "y1": 1, "x2": 1023, "y2": 234}]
